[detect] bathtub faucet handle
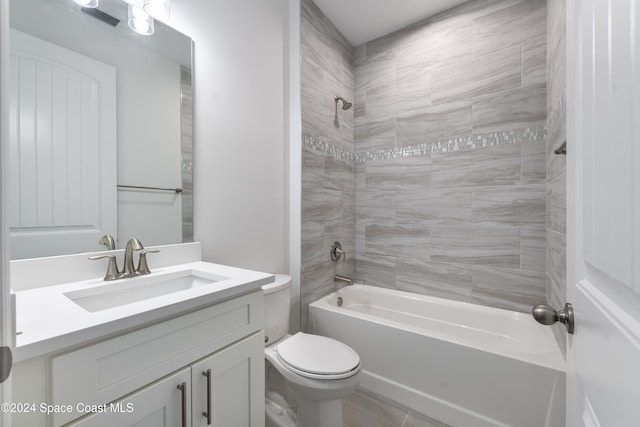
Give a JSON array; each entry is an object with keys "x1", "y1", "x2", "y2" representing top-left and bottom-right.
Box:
[{"x1": 330, "y1": 241, "x2": 345, "y2": 261}]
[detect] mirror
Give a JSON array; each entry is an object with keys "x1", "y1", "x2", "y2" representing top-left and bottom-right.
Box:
[{"x1": 9, "y1": 0, "x2": 193, "y2": 259}]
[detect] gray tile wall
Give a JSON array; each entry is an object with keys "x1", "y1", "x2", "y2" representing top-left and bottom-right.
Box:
[
  {"x1": 180, "y1": 66, "x2": 193, "y2": 242},
  {"x1": 546, "y1": 0, "x2": 567, "y2": 357},
  {"x1": 300, "y1": 0, "x2": 355, "y2": 331},
  {"x1": 354, "y1": 0, "x2": 549, "y2": 313}
]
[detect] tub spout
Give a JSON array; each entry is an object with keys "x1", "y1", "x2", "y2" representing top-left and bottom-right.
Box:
[{"x1": 334, "y1": 275, "x2": 353, "y2": 285}]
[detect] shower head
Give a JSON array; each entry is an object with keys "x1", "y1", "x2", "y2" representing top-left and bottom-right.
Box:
[{"x1": 335, "y1": 95, "x2": 352, "y2": 111}]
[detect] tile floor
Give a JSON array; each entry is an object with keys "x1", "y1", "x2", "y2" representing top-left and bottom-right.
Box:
[{"x1": 343, "y1": 389, "x2": 453, "y2": 427}]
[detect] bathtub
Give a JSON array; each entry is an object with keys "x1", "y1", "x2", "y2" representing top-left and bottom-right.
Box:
[{"x1": 309, "y1": 285, "x2": 565, "y2": 427}]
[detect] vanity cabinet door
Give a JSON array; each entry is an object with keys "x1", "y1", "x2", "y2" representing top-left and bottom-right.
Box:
[
  {"x1": 66, "y1": 368, "x2": 191, "y2": 427},
  {"x1": 191, "y1": 332, "x2": 265, "y2": 427}
]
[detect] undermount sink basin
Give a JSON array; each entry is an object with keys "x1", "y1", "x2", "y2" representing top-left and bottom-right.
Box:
[{"x1": 64, "y1": 270, "x2": 229, "y2": 313}]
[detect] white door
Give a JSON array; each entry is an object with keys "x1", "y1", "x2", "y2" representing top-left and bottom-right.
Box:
[
  {"x1": 566, "y1": 1, "x2": 640, "y2": 426},
  {"x1": 8, "y1": 29, "x2": 116, "y2": 259}
]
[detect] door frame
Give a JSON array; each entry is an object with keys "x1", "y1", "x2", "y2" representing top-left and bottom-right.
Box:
[{"x1": 1, "y1": 0, "x2": 14, "y2": 425}]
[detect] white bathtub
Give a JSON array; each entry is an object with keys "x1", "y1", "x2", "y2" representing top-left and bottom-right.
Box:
[{"x1": 309, "y1": 284, "x2": 565, "y2": 427}]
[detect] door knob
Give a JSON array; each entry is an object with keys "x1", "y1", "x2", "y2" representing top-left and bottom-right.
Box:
[{"x1": 532, "y1": 303, "x2": 574, "y2": 334}]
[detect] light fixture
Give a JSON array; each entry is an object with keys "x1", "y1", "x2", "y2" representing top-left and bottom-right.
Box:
[
  {"x1": 73, "y1": 0, "x2": 99, "y2": 8},
  {"x1": 143, "y1": 0, "x2": 170, "y2": 20},
  {"x1": 128, "y1": 5, "x2": 154, "y2": 36}
]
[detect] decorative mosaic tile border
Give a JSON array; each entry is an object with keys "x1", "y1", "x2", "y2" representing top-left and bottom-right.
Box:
[
  {"x1": 302, "y1": 133, "x2": 355, "y2": 163},
  {"x1": 356, "y1": 126, "x2": 546, "y2": 162},
  {"x1": 546, "y1": 90, "x2": 566, "y2": 135},
  {"x1": 303, "y1": 125, "x2": 546, "y2": 164}
]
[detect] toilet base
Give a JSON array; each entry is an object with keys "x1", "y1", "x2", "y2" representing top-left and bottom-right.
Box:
[
  {"x1": 296, "y1": 397, "x2": 344, "y2": 427},
  {"x1": 265, "y1": 392, "x2": 297, "y2": 427}
]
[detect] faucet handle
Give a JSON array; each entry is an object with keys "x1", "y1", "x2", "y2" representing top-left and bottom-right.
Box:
[
  {"x1": 88, "y1": 255, "x2": 121, "y2": 281},
  {"x1": 137, "y1": 249, "x2": 160, "y2": 275},
  {"x1": 98, "y1": 234, "x2": 116, "y2": 250}
]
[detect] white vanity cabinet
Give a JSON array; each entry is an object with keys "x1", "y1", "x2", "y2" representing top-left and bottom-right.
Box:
[
  {"x1": 67, "y1": 367, "x2": 193, "y2": 427},
  {"x1": 12, "y1": 290, "x2": 265, "y2": 427},
  {"x1": 67, "y1": 332, "x2": 264, "y2": 427}
]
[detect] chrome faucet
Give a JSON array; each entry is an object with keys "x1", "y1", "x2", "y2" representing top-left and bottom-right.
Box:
[
  {"x1": 123, "y1": 238, "x2": 144, "y2": 277},
  {"x1": 89, "y1": 237, "x2": 160, "y2": 281},
  {"x1": 334, "y1": 275, "x2": 353, "y2": 285}
]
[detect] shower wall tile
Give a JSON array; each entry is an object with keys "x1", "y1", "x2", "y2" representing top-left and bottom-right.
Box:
[
  {"x1": 431, "y1": 45, "x2": 521, "y2": 105},
  {"x1": 546, "y1": 229, "x2": 566, "y2": 301},
  {"x1": 473, "y1": 0, "x2": 546, "y2": 56},
  {"x1": 520, "y1": 226, "x2": 546, "y2": 272},
  {"x1": 395, "y1": 26, "x2": 432, "y2": 115},
  {"x1": 425, "y1": 18, "x2": 473, "y2": 63},
  {"x1": 356, "y1": 190, "x2": 396, "y2": 225},
  {"x1": 522, "y1": 139, "x2": 547, "y2": 184},
  {"x1": 431, "y1": 144, "x2": 521, "y2": 188},
  {"x1": 356, "y1": 117, "x2": 396, "y2": 152},
  {"x1": 431, "y1": 0, "x2": 526, "y2": 25},
  {"x1": 472, "y1": 185, "x2": 546, "y2": 228},
  {"x1": 547, "y1": 0, "x2": 566, "y2": 115},
  {"x1": 324, "y1": 155, "x2": 354, "y2": 192},
  {"x1": 522, "y1": 34, "x2": 548, "y2": 87},
  {"x1": 302, "y1": 146, "x2": 325, "y2": 187},
  {"x1": 430, "y1": 226, "x2": 520, "y2": 268},
  {"x1": 546, "y1": 0, "x2": 566, "y2": 357},
  {"x1": 471, "y1": 265, "x2": 546, "y2": 312},
  {"x1": 547, "y1": 172, "x2": 566, "y2": 234},
  {"x1": 365, "y1": 156, "x2": 431, "y2": 191},
  {"x1": 396, "y1": 258, "x2": 472, "y2": 302},
  {"x1": 547, "y1": 99, "x2": 566, "y2": 180},
  {"x1": 471, "y1": 83, "x2": 546, "y2": 134},
  {"x1": 300, "y1": 0, "x2": 354, "y2": 332},
  {"x1": 396, "y1": 100, "x2": 472, "y2": 145},
  {"x1": 302, "y1": 186, "x2": 344, "y2": 223},
  {"x1": 302, "y1": 221, "x2": 325, "y2": 269},
  {"x1": 396, "y1": 188, "x2": 473, "y2": 226},
  {"x1": 354, "y1": 253, "x2": 396, "y2": 289},
  {"x1": 301, "y1": 0, "x2": 353, "y2": 154},
  {"x1": 365, "y1": 224, "x2": 430, "y2": 259},
  {"x1": 352, "y1": 0, "x2": 548, "y2": 315}
]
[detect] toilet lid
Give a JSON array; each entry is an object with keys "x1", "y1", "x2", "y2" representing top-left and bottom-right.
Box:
[{"x1": 275, "y1": 332, "x2": 360, "y2": 377}]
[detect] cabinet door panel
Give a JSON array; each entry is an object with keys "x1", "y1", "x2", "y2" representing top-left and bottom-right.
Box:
[
  {"x1": 192, "y1": 333, "x2": 265, "y2": 427},
  {"x1": 67, "y1": 368, "x2": 191, "y2": 427}
]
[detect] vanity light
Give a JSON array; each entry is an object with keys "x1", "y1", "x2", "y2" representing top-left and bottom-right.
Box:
[
  {"x1": 73, "y1": 0, "x2": 99, "y2": 8},
  {"x1": 128, "y1": 5, "x2": 154, "y2": 35},
  {"x1": 143, "y1": 0, "x2": 170, "y2": 20}
]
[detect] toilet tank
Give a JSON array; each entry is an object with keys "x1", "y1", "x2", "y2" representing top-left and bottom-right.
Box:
[{"x1": 262, "y1": 274, "x2": 291, "y2": 346}]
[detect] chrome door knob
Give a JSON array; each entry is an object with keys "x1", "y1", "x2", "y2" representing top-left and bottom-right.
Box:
[{"x1": 532, "y1": 303, "x2": 575, "y2": 334}]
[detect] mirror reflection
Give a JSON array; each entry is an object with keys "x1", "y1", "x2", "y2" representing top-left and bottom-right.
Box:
[{"x1": 9, "y1": 0, "x2": 193, "y2": 260}]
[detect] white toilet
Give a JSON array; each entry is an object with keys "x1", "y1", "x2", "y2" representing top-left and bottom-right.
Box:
[{"x1": 263, "y1": 275, "x2": 361, "y2": 427}]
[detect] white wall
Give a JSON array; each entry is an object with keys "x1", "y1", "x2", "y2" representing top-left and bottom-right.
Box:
[{"x1": 169, "y1": 0, "x2": 289, "y2": 274}]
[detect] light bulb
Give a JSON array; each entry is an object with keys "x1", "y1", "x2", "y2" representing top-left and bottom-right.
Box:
[
  {"x1": 73, "y1": 0, "x2": 99, "y2": 8},
  {"x1": 128, "y1": 5, "x2": 154, "y2": 36},
  {"x1": 143, "y1": 0, "x2": 170, "y2": 20}
]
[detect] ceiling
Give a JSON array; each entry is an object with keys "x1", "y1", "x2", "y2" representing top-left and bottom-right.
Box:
[{"x1": 312, "y1": 0, "x2": 471, "y2": 46}]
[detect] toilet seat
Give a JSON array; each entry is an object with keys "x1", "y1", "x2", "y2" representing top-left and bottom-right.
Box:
[{"x1": 275, "y1": 332, "x2": 360, "y2": 380}]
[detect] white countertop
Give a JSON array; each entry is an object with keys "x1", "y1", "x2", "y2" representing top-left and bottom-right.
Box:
[{"x1": 13, "y1": 261, "x2": 274, "y2": 362}]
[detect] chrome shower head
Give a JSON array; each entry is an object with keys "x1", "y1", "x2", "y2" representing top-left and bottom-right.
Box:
[{"x1": 335, "y1": 95, "x2": 352, "y2": 111}]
